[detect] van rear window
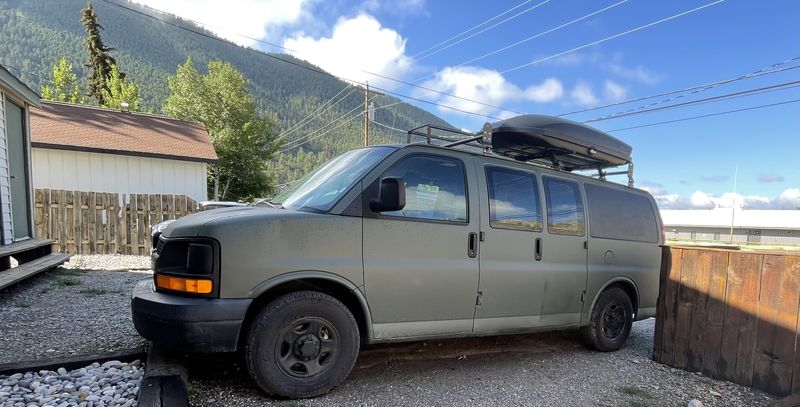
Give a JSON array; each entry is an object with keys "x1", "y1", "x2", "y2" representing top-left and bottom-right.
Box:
[{"x1": 584, "y1": 184, "x2": 658, "y2": 243}]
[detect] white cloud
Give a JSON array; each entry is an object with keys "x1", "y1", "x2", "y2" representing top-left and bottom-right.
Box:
[
  {"x1": 604, "y1": 80, "x2": 627, "y2": 101},
  {"x1": 131, "y1": 0, "x2": 311, "y2": 47},
  {"x1": 653, "y1": 189, "x2": 800, "y2": 210},
  {"x1": 526, "y1": 78, "x2": 564, "y2": 102},
  {"x1": 284, "y1": 14, "x2": 412, "y2": 85},
  {"x1": 571, "y1": 82, "x2": 598, "y2": 106},
  {"x1": 638, "y1": 180, "x2": 667, "y2": 196},
  {"x1": 609, "y1": 62, "x2": 663, "y2": 85},
  {"x1": 419, "y1": 66, "x2": 563, "y2": 116},
  {"x1": 362, "y1": 0, "x2": 427, "y2": 16}
]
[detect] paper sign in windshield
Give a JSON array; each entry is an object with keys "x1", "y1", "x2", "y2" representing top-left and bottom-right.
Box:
[{"x1": 415, "y1": 184, "x2": 439, "y2": 206}]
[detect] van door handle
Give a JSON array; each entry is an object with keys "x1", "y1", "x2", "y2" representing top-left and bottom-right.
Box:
[
  {"x1": 467, "y1": 232, "x2": 478, "y2": 258},
  {"x1": 534, "y1": 237, "x2": 542, "y2": 261}
]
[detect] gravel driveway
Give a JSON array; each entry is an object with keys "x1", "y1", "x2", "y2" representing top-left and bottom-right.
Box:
[
  {"x1": 0, "y1": 256, "x2": 150, "y2": 364},
  {"x1": 187, "y1": 319, "x2": 775, "y2": 407}
]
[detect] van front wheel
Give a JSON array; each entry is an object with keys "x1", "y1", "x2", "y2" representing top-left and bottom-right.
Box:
[
  {"x1": 245, "y1": 291, "x2": 360, "y2": 398},
  {"x1": 582, "y1": 287, "x2": 633, "y2": 352}
]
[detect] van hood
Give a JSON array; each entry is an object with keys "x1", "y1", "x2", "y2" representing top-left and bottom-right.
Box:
[{"x1": 163, "y1": 206, "x2": 292, "y2": 238}]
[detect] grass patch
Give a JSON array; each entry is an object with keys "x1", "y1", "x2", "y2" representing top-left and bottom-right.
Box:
[
  {"x1": 14, "y1": 301, "x2": 31, "y2": 308},
  {"x1": 57, "y1": 269, "x2": 83, "y2": 276},
  {"x1": 186, "y1": 382, "x2": 200, "y2": 396},
  {"x1": 80, "y1": 288, "x2": 108, "y2": 296},
  {"x1": 53, "y1": 276, "x2": 81, "y2": 287},
  {"x1": 619, "y1": 386, "x2": 651, "y2": 398}
]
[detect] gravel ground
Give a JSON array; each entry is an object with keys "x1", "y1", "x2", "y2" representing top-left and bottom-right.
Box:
[
  {"x1": 0, "y1": 263, "x2": 150, "y2": 364},
  {"x1": 0, "y1": 360, "x2": 144, "y2": 406},
  {"x1": 61, "y1": 256, "x2": 151, "y2": 272},
  {"x1": 187, "y1": 319, "x2": 775, "y2": 407}
]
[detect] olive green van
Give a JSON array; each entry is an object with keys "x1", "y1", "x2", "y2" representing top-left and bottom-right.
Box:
[{"x1": 132, "y1": 115, "x2": 663, "y2": 398}]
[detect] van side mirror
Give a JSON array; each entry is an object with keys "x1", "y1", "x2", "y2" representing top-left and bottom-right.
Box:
[{"x1": 370, "y1": 177, "x2": 406, "y2": 212}]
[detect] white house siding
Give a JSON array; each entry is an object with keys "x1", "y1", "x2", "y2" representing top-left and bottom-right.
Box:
[
  {"x1": 32, "y1": 148, "x2": 208, "y2": 202},
  {"x1": 0, "y1": 92, "x2": 13, "y2": 244}
]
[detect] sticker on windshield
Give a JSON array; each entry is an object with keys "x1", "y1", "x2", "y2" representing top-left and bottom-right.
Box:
[{"x1": 415, "y1": 184, "x2": 439, "y2": 205}]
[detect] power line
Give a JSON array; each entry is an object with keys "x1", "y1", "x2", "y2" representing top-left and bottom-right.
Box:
[
  {"x1": 371, "y1": 120, "x2": 408, "y2": 134},
  {"x1": 362, "y1": 70, "x2": 525, "y2": 115},
  {"x1": 410, "y1": 0, "x2": 537, "y2": 58},
  {"x1": 414, "y1": 0, "x2": 551, "y2": 61},
  {"x1": 280, "y1": 102, "x2": 365, "y2": 150},
  {"x1": 100, "y1": 0, "x2": 509, "y2": 121},
  {"x1": 583, "y1": 80, "x2": 800, "y2": 123},
  {"x1": 276, "y1": 86, "x2": 358, "y2": 141},
  {"x1": 280, "y1": 109, "x2": 365, "y2": 153},
  {"x1": 281, "y1": 100, "x2": 407, "y2": 151},
  {"x1": 559, "y1": 58, "x2": 800, "y2": 116},
  {"x1": 410, "y1": 0, "x2": 629, "y2": 84},
  {"x1": 499, "y1": 0, "x2": 726, "y2": 75},
  {"x1": 606, "y1": 99, "x2": 800, "y2": 132}
]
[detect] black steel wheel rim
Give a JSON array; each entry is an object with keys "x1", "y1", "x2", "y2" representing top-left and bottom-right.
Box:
[
  {"x1": 601, "y1": 301, "x2": 626, "y2": 339},
  {"x1": 275, "y1": 317, "x2": 340, "y2": 379}
]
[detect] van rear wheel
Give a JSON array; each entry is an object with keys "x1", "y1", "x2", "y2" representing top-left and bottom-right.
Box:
[
  {"x1": 245, "y1": 291, "x2": 360, "y2": 398},
  {"x1": 582, "y1": 287, "x2": 633, "y2": 352}
]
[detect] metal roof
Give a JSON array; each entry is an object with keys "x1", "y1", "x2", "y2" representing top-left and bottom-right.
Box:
[{"x1": 660, "y1": 209, "x2": 800, "y2": 230}]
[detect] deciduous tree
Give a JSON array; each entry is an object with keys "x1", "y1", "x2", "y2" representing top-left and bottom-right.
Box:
[
  {"x1": 164, "y1": 57, "x2": 278, "y2": 201},
  {"x1": 101, "y1": 64, "x2": 141, "y2": 111},
  {"x1": 40, "y1": 56, "x2": 83, "y2": 103}
]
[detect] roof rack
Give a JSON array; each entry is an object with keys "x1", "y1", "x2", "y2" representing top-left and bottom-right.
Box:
[{"x1": 406, "y1": 115, "x2": 635, "y2": 187}]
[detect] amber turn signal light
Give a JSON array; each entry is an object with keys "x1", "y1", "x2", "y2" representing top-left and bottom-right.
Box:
[{"x1": 156, "y1": 275, "x2": 213, "y2": 294}]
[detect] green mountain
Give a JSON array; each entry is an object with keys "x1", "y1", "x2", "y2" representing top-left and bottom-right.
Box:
[{"x1": 0, "y1": 0, "x2": 451, "y2": 185}]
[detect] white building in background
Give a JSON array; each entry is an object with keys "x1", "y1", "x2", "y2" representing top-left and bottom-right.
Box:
[
  {"x1": 660, "y1": 208, "x2": 800, "y2": 246},
  {"x1": 29, "y1": 101, "x2": 217, "y2": 202}
]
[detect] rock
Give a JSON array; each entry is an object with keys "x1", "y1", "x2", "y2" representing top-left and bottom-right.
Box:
[
  {"x1": 710, "y1": 390, "x2": 722, "y2": 397},
  {"x1": 56, "y1": 368, "x2": 67, "y2": 376},
  {"x1": 687, "y1": 400, "x2": 704, "y2": 407},
  {"x1": 9, "y1": 374, "x2": 23, "y2": 380}
]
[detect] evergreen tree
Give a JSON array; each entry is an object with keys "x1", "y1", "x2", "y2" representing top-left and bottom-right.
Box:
[
  {"x1": 164, "y1": 58, "x2": 279, "y2": 201},
  {"x1": 101, "y1": 64, "x2": 141, "y2": 110},
  {"x1": 40, "y1": 56, "x2": 83, "y2": 103},
  {"x1": 80, "y1": 3, "x2": 120, "y2": 105}
]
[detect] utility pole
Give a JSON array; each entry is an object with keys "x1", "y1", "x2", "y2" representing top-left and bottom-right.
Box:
[
  {"x1": 364, "y1": 81, "x2": 369, "y2": 147},
  {"x1": 729, "y1": 165, "x2": 738, "y2": 243}
]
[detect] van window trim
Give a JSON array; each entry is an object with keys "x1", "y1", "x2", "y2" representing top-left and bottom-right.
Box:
[
  {"x1": 542, "y1": 174, "x2": 587, "y2": 237},
  {"x1": 483, "y1": 163, "x2": 544, "y2": 233},
  {"x1": 368, "y1": 152, "x2": 472, "y2": 226}
]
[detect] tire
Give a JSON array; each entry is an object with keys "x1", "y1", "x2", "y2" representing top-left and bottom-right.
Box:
[
  {"x1": 582, "y1": 287, "x2": 633, "y2": 352},
  {"x1": 245, "y1": 291, "x2": 360, "y2": 398}
]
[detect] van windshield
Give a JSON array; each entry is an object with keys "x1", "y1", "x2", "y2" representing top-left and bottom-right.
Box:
[{"x1": 272, "y1": 146, "x2": 395, "y2": 213}]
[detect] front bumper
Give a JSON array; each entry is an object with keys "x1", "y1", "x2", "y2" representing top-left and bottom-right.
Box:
[{"x1": 131, "y1": 279, "x2": 252, "y2": 352}]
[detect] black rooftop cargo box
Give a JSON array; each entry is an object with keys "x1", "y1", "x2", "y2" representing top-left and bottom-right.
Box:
[{"x1": 488, "y1": 114, "x2": 632, "y2": 171}]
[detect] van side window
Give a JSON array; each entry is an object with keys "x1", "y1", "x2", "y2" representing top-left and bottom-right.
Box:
[
  {"x1": 585, "y1": 184, "x2": 659, "y2": 242},
  {"x1": 485, "y1": 166, "x2": 542, "y2": 232},
  {"x1": 380, "y1": 155, "x2": 468, "y2": 223},
  {"x1": 543, "y1": 177, "x2": 585, "y2": 236}
]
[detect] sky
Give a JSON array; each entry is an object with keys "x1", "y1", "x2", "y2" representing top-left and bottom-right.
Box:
[{"x1": 130, "y1": 0, "x2": 800, "y2": 209}]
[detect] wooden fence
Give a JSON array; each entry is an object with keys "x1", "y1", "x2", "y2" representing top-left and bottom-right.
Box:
[
  {"x1": 34, "y1": 189, "x2": 198, "y2": 255},
  {"x1": 653, "y1": 246, "x2": 800, "y2": 396}
]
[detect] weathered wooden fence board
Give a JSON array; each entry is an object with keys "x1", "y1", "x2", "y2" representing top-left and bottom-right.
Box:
[
  {"x1": 654, "y1": 246, "x2": 800, "y2": 397},
  {"x1": 33, "y1": 189, "x2": 198, "y2": 255}
]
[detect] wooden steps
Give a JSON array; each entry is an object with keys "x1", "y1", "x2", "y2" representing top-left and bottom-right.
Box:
[
  {"x1": 0, "y1": 252, "x2": 70, "y2": 290},
  {"x1": 0, "y1": 238, "x2": 53, "y2": 258}
]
